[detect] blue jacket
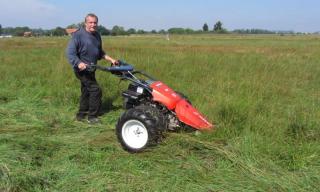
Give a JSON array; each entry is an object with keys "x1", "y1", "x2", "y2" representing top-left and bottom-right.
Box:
[{"x1": 66, "y1": 27, "x2": 105, "y2": 71}]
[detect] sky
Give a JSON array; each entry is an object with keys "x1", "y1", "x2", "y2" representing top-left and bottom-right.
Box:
[{"x1": 0, "y1": 0, "x2": 319, "y2": 32}]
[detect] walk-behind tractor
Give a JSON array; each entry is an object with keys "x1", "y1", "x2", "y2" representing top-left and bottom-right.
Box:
[{"x1": 90, "y1": 61, "x2": 213, "y2": 153}]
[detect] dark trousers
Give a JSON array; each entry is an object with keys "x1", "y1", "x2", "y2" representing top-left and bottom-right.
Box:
[{"x1": 74, "y1": 71, "x2": 102, "y2": 119}]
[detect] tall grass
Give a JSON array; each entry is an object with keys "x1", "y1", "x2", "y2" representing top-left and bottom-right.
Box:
[{"x1": 0, "y1": 34, "x2": 319, "y2": 191}]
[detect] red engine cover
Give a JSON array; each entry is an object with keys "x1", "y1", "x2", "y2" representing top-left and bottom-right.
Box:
[
  {"x1": 150, "y1": 81, "x2": 213, "y2": 130},
  {"x1": 150, "y1": 81, "x2": 181, "y2": 110}
]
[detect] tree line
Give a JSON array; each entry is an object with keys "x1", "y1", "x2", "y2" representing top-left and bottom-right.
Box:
[
  {"x1": 0, "y1": 22, "x2": 310, "y2": 37},
  {"x1": 0, "y1": 21, "x2": 226, "y2": 36}
]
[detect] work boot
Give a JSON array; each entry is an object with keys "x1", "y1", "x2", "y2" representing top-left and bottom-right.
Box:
[
  {"x1": 75, "y1": 114, "x2": 86, "y2": 122},
  {"x1": 87, "y1": 117, "x2": 101, "y2": 124}
]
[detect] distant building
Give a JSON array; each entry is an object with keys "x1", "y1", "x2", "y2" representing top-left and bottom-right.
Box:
[
  {"x1": 23, "y1": 31, "x2": 32, "y2": 37},
  {"x1": 66, "y1": 28, "x2": 78, "y2": 35}
]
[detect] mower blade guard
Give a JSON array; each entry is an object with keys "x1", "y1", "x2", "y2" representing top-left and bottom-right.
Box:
[{"x1": 175, "y1": 99, "x2": 213, "y2": 130}]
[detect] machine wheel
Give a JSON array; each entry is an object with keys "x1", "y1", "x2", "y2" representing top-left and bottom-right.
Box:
[
  {"x1": 135, "y1": 104, "x2": 167, "y2": 132},
  {"x1": 116, "y1": 105, "x2": 165, "y2": 153}
]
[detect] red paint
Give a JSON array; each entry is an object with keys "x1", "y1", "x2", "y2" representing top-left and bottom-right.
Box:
[
  {"x1": 175, "y1": 99, "x2": 213, "y2": 130},
  {"x1": 150, "y1": 81, "x2": 181, "y2": 110},
  {"x1": 150, "y1": 81, "x2": 213, "y2": 130}
]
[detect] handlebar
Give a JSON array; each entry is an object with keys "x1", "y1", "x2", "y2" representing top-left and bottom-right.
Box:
[
  {"x1": 85, "y1": 60, "x2": 156, "y2": 85},
  {"x1": 86, "y1": 60, "x2": 134, "y2": 73}
]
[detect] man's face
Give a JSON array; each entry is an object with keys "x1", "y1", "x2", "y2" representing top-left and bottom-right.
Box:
[{"x1": 85, "y1": 16, "x2": 98, "y2": 33}]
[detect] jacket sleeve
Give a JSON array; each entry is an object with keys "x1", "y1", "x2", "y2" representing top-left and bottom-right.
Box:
[
  {"x1": 98, "y1": 35, "x2": 106, "y2": 60},
  {"x1": 99, "y1": 48, "x2": 106, "y2": 60},
  {"x1": 66, "y1": 36, "x2": 81, "y2": 70}
]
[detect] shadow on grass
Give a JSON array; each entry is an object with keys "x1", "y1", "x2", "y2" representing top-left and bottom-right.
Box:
[{"x1": 99, "y1": 97, "x2": 122, "y2": 116}]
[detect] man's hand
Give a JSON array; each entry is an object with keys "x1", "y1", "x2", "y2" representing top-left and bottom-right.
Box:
[
  {"x1": 111, "y1": 59, "x2": 119, "y2": 66},
  {"x1": 78, "y1": 62, "x2": 87, "y2": 71},
  {"x1": 104, "y1": 55, "x2": 119, "y2": 66}
]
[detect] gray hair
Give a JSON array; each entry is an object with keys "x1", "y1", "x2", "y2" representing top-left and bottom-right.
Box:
[{"x1": 85, "y1": 13, "x2": 98, "y2": 22}]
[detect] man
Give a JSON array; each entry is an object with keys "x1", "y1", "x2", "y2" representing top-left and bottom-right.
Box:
[{"x1": 66, "y1": 13, "x2": 118, "y2": 123}]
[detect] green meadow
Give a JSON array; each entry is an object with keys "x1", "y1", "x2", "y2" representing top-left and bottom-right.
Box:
[{"x1": 0, "y1": 34, "x2": 319, "y2": 191}]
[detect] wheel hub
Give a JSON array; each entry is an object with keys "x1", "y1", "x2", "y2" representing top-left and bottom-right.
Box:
[
  {"x1": 122, "y1": 120, "x2": 148, "y2": 149},
  {"x1": 134, "y1": 128, "x2": 143, "y2": 136}
]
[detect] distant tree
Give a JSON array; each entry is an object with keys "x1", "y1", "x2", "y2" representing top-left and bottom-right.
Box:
[
  {"x1": 151, "y1": 29, "x2": 157, "y2": 34},
  {"x1": 45, "y1": 29, "x2": 51, "y2": 36},
  {"x1": 111, "y1": 25, "x2": 127, "y2": 36},
  {"x1": 97, "y1": 25, "x2": 110, "y2": 36},
  {"x1": 137, "y1": 29, "x2": 146, "y2": 34},
  {"x1": 185, "y1": 28, "x2": 195, "y2": 34},
  {"x1": 127, "y1": 28, "x2": 136, "y2": 35},
  {"x1": 158, "y1": 29, "x2": 167, "y2": 34},
  {"x1": 213, "y1": 21, "x2": 227, "y2": 33},
  {"x1": 66, "y1": 24, "x2": 78, "y2": 29},
  {"x1": 0, "y1": 24, "x2": 2, "y2": 35},
  {"x1": 66, "y1": 22, "x2": 84, "y2": 29},
  {"x1": 168, "y1": 28, "x2": 185, "y2": 34},
  {"x1": 31, "y1": 28, "x2": 47, "y2": 36},
  {"x1": 13, "y1": 26, "x2": 31, "y2": 36},
  {"x1": 168, "y1": 28, "x2": 196, "y2": 34},
  {"x1": 1, "y1": 27, "x2": 13, "y2": 35},
  {"x1": 202, "y1": 23, "x2": 208, "y2": 32},
  {"x1": 52, "y1": 27, "x2": 66, "y2": 36},
  {"x1": 213, "y1": 21, "x2": 223, "y2": 31},
  {"x1": 232, "y1": 29, "x2": 278, "y2": 34}
]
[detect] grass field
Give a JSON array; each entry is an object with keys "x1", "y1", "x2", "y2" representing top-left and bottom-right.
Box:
[{"x1": 0, "y1": 34, "x2": 319, "y2": 191}]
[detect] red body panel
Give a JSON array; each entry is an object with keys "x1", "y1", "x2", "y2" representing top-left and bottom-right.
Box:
[
  {"x1": 175, "y1": 99, "x2": 213, "y2": 130},
  {"x1": 150, "y1": 81, "x2": 213, "y2": 130},
  {"x1": 150, "y1": 81, "x2": 181, "y2": 110}
]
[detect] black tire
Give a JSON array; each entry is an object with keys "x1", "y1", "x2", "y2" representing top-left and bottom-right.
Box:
[
  {"x1": 135, "y1": 105, "x2": 167, "y2": 132},
  {"x1": 116, "y1": 105, "x2": 165, "y2": 153}
]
